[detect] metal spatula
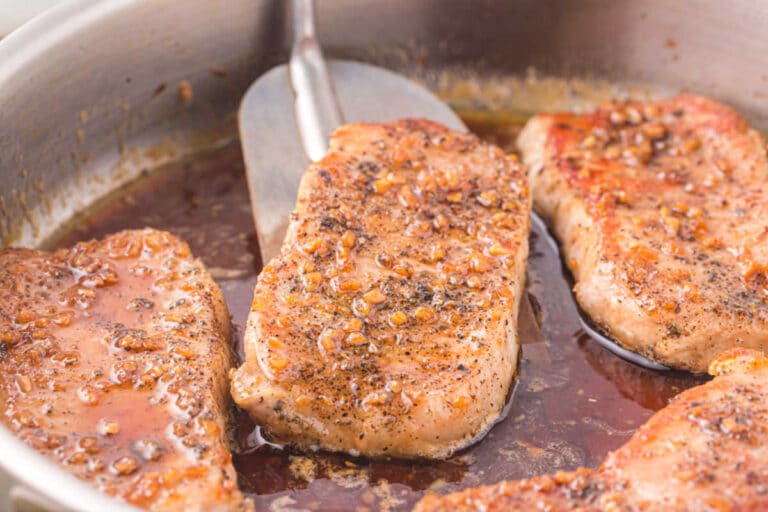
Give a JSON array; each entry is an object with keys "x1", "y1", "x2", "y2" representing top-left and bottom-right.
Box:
[{"x1": 237, "y1": 0, "x2": 668, "y2": 371}]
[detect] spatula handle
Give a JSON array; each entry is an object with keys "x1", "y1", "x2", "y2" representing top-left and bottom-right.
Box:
[{"x1": 289, "y1": 0, "x2": 343, "y2": 162}]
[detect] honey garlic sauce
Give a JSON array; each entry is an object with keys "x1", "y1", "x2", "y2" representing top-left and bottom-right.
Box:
[
  {"x1": 52, "y1": 122, "x2": 705, "y2": 511},
  {"x1": 2, "y1": 228, "x2": 247, "y2": 509},
  {"x1": 0, "y1": 238, "x2": 170, "y2": 472}
]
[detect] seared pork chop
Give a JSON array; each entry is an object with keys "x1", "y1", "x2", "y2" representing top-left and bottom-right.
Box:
[
  {"x1": 519, "y1": 95, "x2": 768, "y2": 372},
  {"x1": 231, "y1": 119, "x2": 530, "y2": 458},
  {"x1": 0, "y1": 229, "x2": 251, "y2": 511},
  {"x1": 416, "y1": 347, "x2": 768, "y2": 511}
]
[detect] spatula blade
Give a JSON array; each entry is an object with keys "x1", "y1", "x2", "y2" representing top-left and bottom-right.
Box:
[{"x1": 239, "y1": 60, "x2": 465, "y2": 262}]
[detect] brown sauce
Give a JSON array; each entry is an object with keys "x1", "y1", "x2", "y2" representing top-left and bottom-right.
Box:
[{"x1": 53, "y1": 117, "x2": 707, "y2": 511}]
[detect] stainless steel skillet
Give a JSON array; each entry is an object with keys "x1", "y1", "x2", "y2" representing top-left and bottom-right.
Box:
[{"x1": 1, "y1": 1, "x2": 768, "y2": 510}]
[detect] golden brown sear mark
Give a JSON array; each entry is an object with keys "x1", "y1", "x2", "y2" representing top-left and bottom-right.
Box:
[{"x1": 520, "y1": 95, "x2": 768, "y2": 372}]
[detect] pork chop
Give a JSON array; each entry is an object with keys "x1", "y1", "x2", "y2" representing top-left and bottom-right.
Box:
[
  {"x1": 519, "y1": 95, "x2": 768, "y2": 372},
  {"x1": 231, "y1": 119, "x2": 530, "y2": 459},
  {"x1": 416, "y1": 347, "x2": 768, "y2": 511},
  {"x1": 0, "y1": 229, "x2": 251, "y2": 511}
]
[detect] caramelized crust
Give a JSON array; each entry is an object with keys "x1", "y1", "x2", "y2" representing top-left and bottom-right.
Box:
[
  {"x1": 231, "y1": 119, "x2": 530, "y2": 458},
  {"x1": 415, "y1": 348, "x2": 768, "y2": 511},
  {"x1": 519, "y1": 95, "x2": 768, "y2": 372},
  {"x1": 0, "y1": 229, "x2": 251, "y2": 511}
]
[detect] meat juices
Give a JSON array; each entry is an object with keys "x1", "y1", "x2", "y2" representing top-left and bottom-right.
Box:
[
  {"x1": 416, "y1": 348, "x2": 768, "y2": 511},
  {"x1": 519, "y1": 95, "x2": 768, "y2": 372},
  {"x1": 0, "y1": 229, "x2": 251, "y2": 511},
  {"x1": 231, "y1": 119, "x2": 530, "y2": 458}
]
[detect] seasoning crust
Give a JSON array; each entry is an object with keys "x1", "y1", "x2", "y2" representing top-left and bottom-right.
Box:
[
  {"x1": 519, "y1": 95, "x2": 768, "y2": 372},
  {"x1": 231, "y1": 119, "x2": 530, "y2": 458}
]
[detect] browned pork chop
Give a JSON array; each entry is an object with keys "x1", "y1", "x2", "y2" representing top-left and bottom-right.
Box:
[
  {"x1": 519, "y1": 95, "x2": 768, "y2": 372},
  {"x1": 0, "y1": 229, "x2": 251, "y2": 511},
  {"x1": 231, "y1": 119, "x2": 530, "y2": 458},
  {"x1": 416, "y1": 347, "x2": 768, "y2": 511}
]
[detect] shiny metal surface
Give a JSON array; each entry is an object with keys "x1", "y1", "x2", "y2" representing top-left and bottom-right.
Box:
[
  {"x1": 1, "y1": 0, "x2": 768, "y2": 509},
  {"x1": 0, "y1": 0, "x2": 284, "y2": 250},
  {"x1": 289, "y1": 0, "x2": 343, "y2": 162}
]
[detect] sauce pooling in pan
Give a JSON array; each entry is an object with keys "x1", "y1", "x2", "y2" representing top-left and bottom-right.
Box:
[{"x1": 53, "y1": 115, "x2": 706, "y2": 511}]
